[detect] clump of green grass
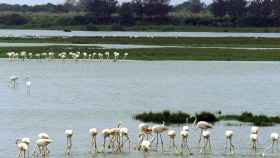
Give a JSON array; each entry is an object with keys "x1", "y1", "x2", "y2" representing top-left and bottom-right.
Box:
[
  {"x1": 221, "y1": 112, "x2": 280, "y2": 126},
  {"x1": 134, "y1": 111, "x2": 280, "y2": 126},
  {"x1": 134, "y1": 110, "x2": 190, "y2": 125},
  {"x1": 134, "y1": 110, "x2": 218, "y2": 125}
]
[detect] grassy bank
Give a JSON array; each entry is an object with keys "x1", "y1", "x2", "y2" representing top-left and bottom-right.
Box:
[
  {"x1": 2, "y1": 25, "x2": 280, "y2": 33},
  {"x1": 2, "y1": 46, "x2": 280, "y2": 61},
  {"x1": 1, "y1": 37, "x2": 280, "y2": 48},
  {"x1": 134, "y1": 111, "x2": 280, "y2": 126}
]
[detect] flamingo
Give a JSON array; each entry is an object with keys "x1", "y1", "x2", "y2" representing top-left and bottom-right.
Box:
[
  {"x1": 123, "y1": 53, "x2": 128, "y2": 60},
  {"x1": 33, "y1": 133, "x2": 52, "y2": 157},
  {"x1": 151, "y1": 122, "x2": 168, "y2": 151},
  {"x1": 20, "y1": 51, "x2": 27, "y2": 61},
  {"x1": 65, "y1": 130, "x2": 73, "y2": 155},
  {"x1": 28, "y1": 53, "x2": 33, "y2": 59},
  {"x1": 101, "y1": 128, "x2": 111, "y2": 152},
  {"x1": 194, "y1": 117, "x2": 213, "y2": 144},
  {"x1": 10, "y1": 75, "x2": 19, "y2": 88},
  {"x1": 25, "y1": 77, "x2": 31, "y2": 96},
  {"x1": 180, "y1": 130, "x2": 192, "y2": 154},
  {"x1": 120, "y1": 127, "x2": 131, "y2": 151},
  {"x1": 113, "y1": 52, "x2": 119, "y2": 62},
  {"x1": 224, "y1": 130, "x2": 235, "y2": 153},
  {"x1": 167, "y1": 130, "x2": 176, "y2": 149},
  {"x1": 200, "y1": 130, "x2": 212, "y2": 153},
  {"x1": 16, "y1": 138, "x2": 31, "y2": 158},
  {"x1": 16, "y1": 142, "x2": 28, "y2": 158},
  {"x1": 250, "y1": 133, "x2": 258, "y2": 153},
  {"x1": 105, "y1": 52, "x2": 110, "y2": 60},
  {"x1": 89, "y1": 128, "x2": 98, "y2": 153},
  {"x1": 270, "y1": 132, "x2": 279, "y2": 153}
]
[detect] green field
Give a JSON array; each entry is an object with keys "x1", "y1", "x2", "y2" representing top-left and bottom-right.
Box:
[{"x1": 1, "y1": 36, "x2": 280, "y2": 61}]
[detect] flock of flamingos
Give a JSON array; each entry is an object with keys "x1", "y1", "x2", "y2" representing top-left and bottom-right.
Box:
[
  {"x1": 6, "y1": 51, "x2": 279, "y2": 158},
  {"x1": 15, "y1": 120, "x2": 280, "y2": 158},
  {"x1": 6, "y1": 51, "x2": 129, "y2": 62}
]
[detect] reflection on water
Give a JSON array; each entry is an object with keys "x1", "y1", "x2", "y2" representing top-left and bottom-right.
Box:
[{"x1": 1, "y1": 60, "x2": 280, "y2": 158}]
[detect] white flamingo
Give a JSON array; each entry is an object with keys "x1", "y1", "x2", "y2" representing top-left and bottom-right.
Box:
[
  {"x1": 113, "y1": 52, "x2": 119, "y2": 62},
  {"x1": 120, "y1": 127, "x2": 131, "y2": 151},
  {"x1": 20, "y1": 51, "x2": 27, "y2": 61},
  {"x1": 89, "y1": 128, "x2": 98, "y2": 153},
  {"x1": 225, "y1": 130, "x2": 235, "y2": 153},
  {"x1": 33, "y1": 133, "x2": 52, "y2": 157},
  {"x1": 180, "y1": 126, "x2": 192, "y2": 153},
  {"x1": 25, "y1": 77, "x2": 31, "y2": 96},
  {"x1": 266, "y1": 132, "x2": 279, "y2": 153},
  {"x1": 65, "y1": 130, "x2": 73, "y2": 155},
  {"x1": 10, "y1": 75, "x2": 19, "y2": 88},
  {"x1": 16, "y1": 138, "x2": 31, "y2": 158},
  {"x1": 101, "y1": 128, "x2": 111, "y2": 152},
  {"x1": 194, "y1": 119, "x2": 213, "y2": 144},
  {"x1": 151, "y1": 122, "x2": 168, "y2": 151},
  {"x1": 167, "y1": 130, "x2": 176, "y2": 149},
  {"x1": 200, "y1": 130, "x2": 212, "y2": 153},
  {"x1": 123, "y1": 53, "x2": 128, "y2": 60},
  {"x1": 105, "y1": 52, "x2": 110, "y2": 60},
  {"x1": 250, "y1": 133, "x2": 258, "y2": 153},
  {"x1": 28, "y1": 53, "x2": 33, "y2": 59},
  {"x1": 16, "y1": 142, "x2": 29, "y2": 158}
]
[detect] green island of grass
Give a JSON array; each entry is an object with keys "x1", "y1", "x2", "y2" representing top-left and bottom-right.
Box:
[{"x1": 134, "y1": 110, "x2": 280, "y2": 126}]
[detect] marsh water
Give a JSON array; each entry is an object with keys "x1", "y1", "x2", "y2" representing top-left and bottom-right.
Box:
[
  {"x1": 1, "y1": 60, "x2": 280, "y2": 158},
  {"x1": 1, "y1": 29, "x2": 280, "y2": 38}
]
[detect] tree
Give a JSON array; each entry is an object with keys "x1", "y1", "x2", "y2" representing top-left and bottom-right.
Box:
[
  {"x1": 79, "y1": 0, "x2": 117, "y2": 17},
  {"x1": 226, "y1": 0, "x2": 247, "y2": 18},
  {"x1": 211, "y1": 0, "x2": 227, "y2": 17},
  {"x1": 272, "y1": 0, "x2": 280, "y2": 18},
  {"x1": 131, "y1": 0, "x2": 144, "y2": 18},
  {"x1": 248, "y1": 0, "x2": 272, "y2": 18},
  {"x1": 142, "y1": 0, "x2": 171, "y2": 17},
  {"x1": 119, "y1": 2, "x2": 135, "y2": 25},
  {"x1": 189, "y1": 0, "x2": 204, "y2": 14}
]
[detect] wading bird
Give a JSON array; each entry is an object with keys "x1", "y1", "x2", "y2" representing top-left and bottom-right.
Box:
[
  {"x1": 180, "y1": 127, "x2": 192, "y2": 154},
  {"x1": 200, "y1": 130, "x2": 212, "y2": 153},
  {"x1": 25, "y1": 77, "x2": 31, "y2": 96},
  {"x1": 89, "y1": 128, "x2": 98, "y2": 153},
  {"x1": 151, "y1": 122, "x2": 168, "y2": 151},
  {"x1": 167, "y1": 130, "x2": 176, "y2": 149},
  {"x1": 225, "y1": 130, "x2": 235, "y2": 153},
  {"x1": 10, "y1": 75, "x2": 19, "y2": 88},
  {"x1": 270, "y1": 132, "x2": 279, "y2": 153},
  {"x1": 65, "y1": 130, "x2": 73, "y2": 155}
]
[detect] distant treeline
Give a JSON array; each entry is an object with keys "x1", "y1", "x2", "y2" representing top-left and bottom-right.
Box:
[{"x1": 1, "y1": 0, "x2": 280, "y2": 28}]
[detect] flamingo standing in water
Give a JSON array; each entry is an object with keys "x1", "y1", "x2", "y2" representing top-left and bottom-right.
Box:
[
  {"x1": 16, "y1": 142, "x2": 29, "y2": 158},
  {"x1": 25, "y1": 77, "x2": 31, "y2": 96},
  {"x1": 151, "y1": 122, "x2": 168, "y2": 151},
  {"x1": 180, "y1": 126, "x2": 192, "y2": 154},
  {"x1": 224, "y1": 130, "x2": 235, "y2": 153},
  {"x1": 168, "y1": 130, "x2": 177, "y2": 150},
  {"x1": 270, "y1": 132, "x2": 279, "y2": 152},
  {"x1": 65, "y1": 130, "x2": 73, "y2": 155},
  {"x1": 89, "y1": 128, "x2": 98, "y2": 153},
  {"x1": 16, "y1": 138, "x2": 31, "y2": 158},
  {"x1": 193, "y1": 116, "x2": 213, "y2": 144},
  {"x1": 200, "y1": 130, "x2": 212, "y2": 153},
  {"x1": 10, "y1": 75, "x2": 19, "y2": 88}
]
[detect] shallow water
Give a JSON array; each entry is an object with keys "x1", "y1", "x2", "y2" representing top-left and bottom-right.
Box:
[
  {"x1": 1, "y1": 29, "x2": 280, "y2": 38},
  {"x1": 1, "y1": 60, "x2": 280, "y2": 158}
]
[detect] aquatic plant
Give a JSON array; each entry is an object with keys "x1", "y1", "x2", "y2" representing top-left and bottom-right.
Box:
[{"x1": 134, "y1": 111, "x2": 280, "y2": 126}]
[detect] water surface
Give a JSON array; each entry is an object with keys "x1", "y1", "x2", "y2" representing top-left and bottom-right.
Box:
[{"x1": 1, "y1": 60, "x2": 280, "y2": 158}]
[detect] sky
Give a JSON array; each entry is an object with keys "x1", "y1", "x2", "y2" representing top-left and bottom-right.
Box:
[{"x1": 0, "y1": 0, "x2": 212, "y2": 5}]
